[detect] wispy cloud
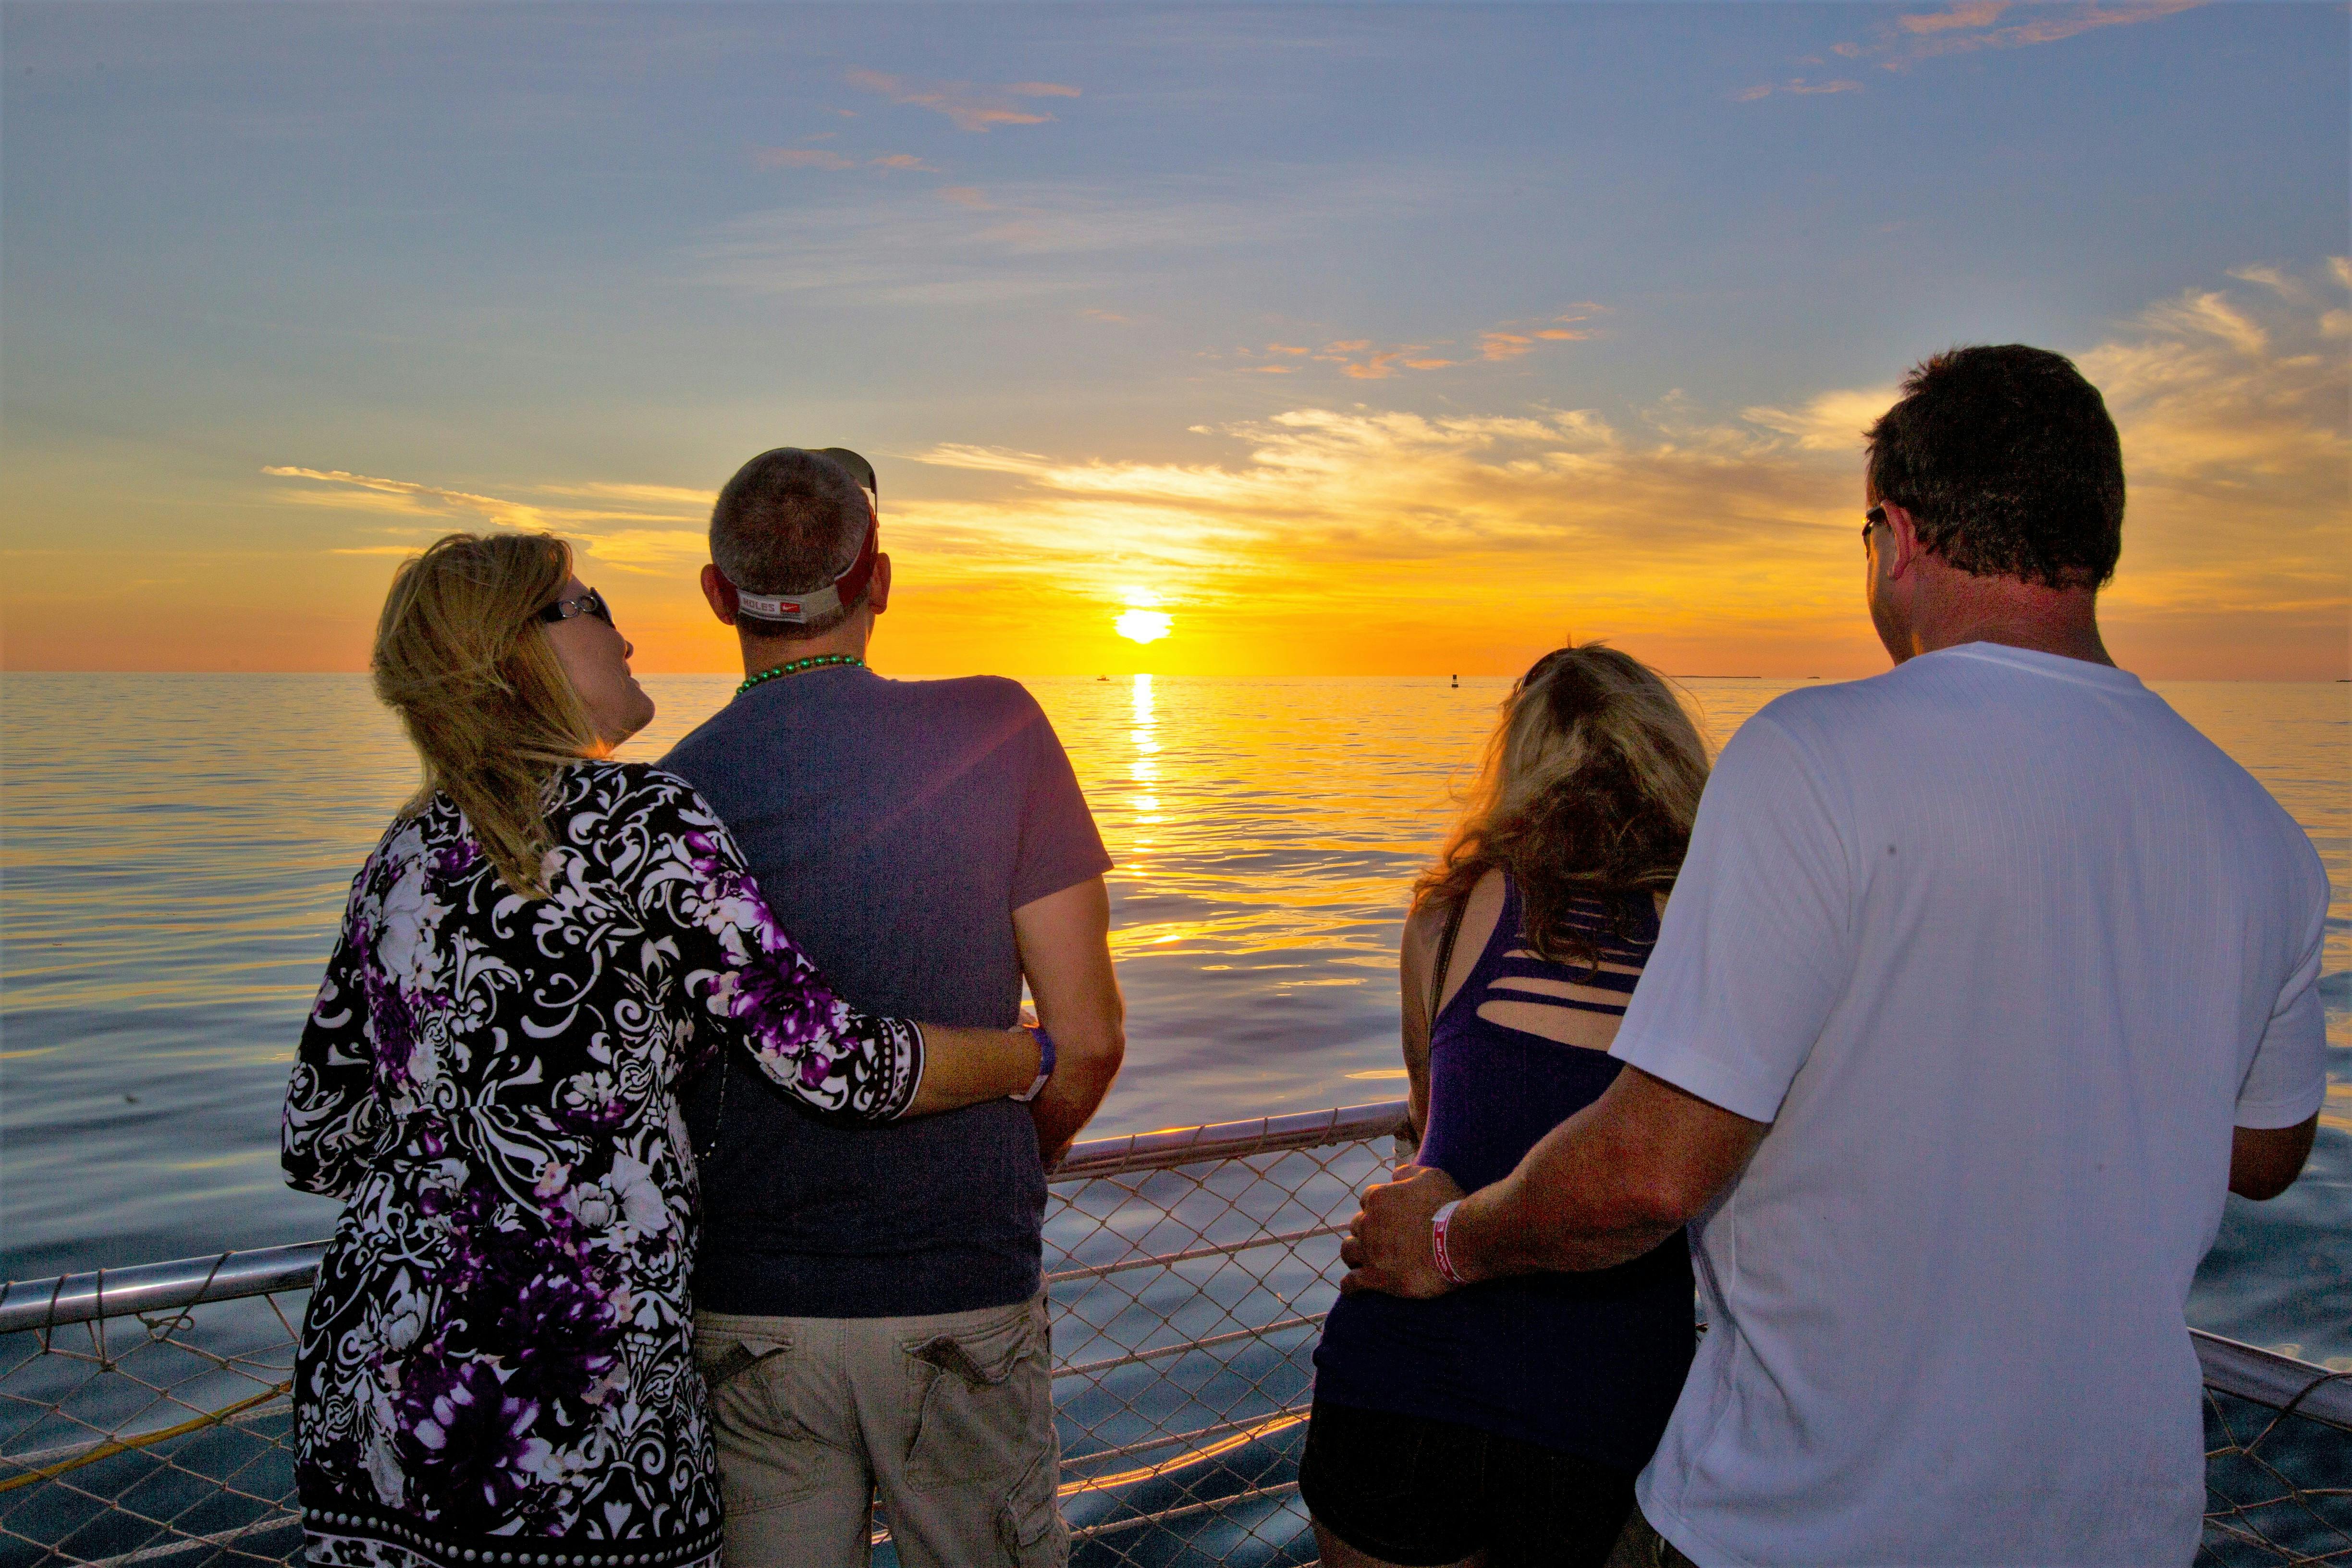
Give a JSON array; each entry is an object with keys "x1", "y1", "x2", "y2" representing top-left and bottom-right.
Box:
[
  {"x1": 1899, "y1": 1, "x2": 2013, "y2": 35},
  {"x1": 845, "y1": 69, "x2": 1080, "y2": 133},
  {"x1": 698, "y1": 175, "x2": 1422, "y2": 304},
  {"x1": 1733, "y1": 78, "x2": 1863, "y2": 101},
  {"x1": 755, "y1": 147, "x2": 938, "y2": 174},
  {"x1": 263, "y1": 468, "x2": 710, "y2": 572},
  {"x1": 1224, "y1": 309, "x2": 1595, "y2": 379},
  {"x1": 262, "y1": 467, "x2": 554, "y2": 531},
  {"x1": 1892, "y1": 0, "x2": 2203, "y2": 61},
  {"x1": 1741, "y1": 0, "x2": 2202, "y2": 98}
]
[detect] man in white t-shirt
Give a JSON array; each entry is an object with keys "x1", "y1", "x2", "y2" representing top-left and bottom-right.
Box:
[{"x1": 1340, "y1": 344, "x2": 2330, "y2": 1567}]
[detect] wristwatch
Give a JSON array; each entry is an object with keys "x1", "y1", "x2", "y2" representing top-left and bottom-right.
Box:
[{"x1": 1011, "y1": 1025, "x2": 1056, "y2": 1103}]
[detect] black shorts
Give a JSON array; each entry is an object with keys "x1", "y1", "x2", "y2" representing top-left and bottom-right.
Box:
[{"x1": 1297, "y1": 1398, "x2": 1637, "y2": 1568}]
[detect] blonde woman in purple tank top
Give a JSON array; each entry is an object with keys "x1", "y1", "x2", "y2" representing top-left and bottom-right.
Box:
[{"x1": 1304, "y1": 643, "x2": 1712, "y2": 1568}]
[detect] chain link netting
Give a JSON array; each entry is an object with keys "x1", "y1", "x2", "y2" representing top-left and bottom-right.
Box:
[
  {"x1": 1, "y1": 1283, "x2": 308, "y2": 1568},
  {"x1": 4, "y1": 1105, "x2": 2347, "y2": 1568},
  {"x1": 2198, "y1": 1379, "x2": 2352, "y2": 1567}
]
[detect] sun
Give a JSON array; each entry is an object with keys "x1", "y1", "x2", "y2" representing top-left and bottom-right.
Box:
[{"x1": 1115, "y1": 587, "x2": 1172, "y2": 644}]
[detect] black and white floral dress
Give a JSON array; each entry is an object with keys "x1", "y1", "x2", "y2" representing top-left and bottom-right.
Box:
[{"x1": 283, "y1": 761, "x2": 924, "y2": 1568}]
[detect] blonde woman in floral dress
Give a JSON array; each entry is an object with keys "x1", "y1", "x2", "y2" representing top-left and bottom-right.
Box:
[{"x1": 283, "y1": 533, "x2": 1050, "y2": 1568}]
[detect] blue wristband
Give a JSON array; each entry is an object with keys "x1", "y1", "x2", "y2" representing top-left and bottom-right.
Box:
[{"x1": 1012, "y1": 1025, "x2": 1055, "y2": 1102}]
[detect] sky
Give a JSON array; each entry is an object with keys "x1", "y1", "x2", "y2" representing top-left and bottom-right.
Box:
[{"x1": 2, "y1": 1, "x2": 2346, "y2": 679}]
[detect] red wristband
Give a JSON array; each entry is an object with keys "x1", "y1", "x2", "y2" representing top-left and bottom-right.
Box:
[{"x1": 1430, "y1": 1199, "x2": 1468, "y2": 1287}]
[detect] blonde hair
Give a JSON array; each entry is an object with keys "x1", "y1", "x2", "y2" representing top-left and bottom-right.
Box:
[
  {"x1": 1417, "y1": 643, "x2": 1712, "y2": 968},
  {"x1": 371, "y1": 533, "x2": 601, "y2": 897}
]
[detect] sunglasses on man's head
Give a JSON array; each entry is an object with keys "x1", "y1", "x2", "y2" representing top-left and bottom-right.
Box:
[
  {"x1": 538, "y1": 588, "x2": 614, "y2": 628},
  {"x1": 1862, "y1": 504, "x2": 1887, "y2": 545}
]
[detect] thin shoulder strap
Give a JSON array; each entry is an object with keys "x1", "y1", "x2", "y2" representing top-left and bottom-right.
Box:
[{"x1": 1427, "y1": 895, "x2": 1470, "y2": 1029}]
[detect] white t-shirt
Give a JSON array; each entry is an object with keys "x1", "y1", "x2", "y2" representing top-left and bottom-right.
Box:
[{"x1": 1612, "y1": 644, "x2": 2329, "y2": 1568}]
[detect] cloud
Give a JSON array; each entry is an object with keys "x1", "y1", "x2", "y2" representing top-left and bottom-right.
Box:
[
  {"x1": 538, "y1": 481, "x2": 716, "y2": 507},
  {"x1": 1886, "y1": 0, "x2": 2203, "y2": 63},
  {"x1": 699, "y1": 177, "x2": 1360, "y2": 303},
  {"x1": 262, "y1": 468, "x2": 711, "y2": 573},
  {"x1": 1899, "y1": 1, "x2": 2010, "y2": 35},
  {"x1": 2140, "y1": 289, "x2": 2269, "y2": 356},
  {"x1": 262, "y1": 466, "x2": 553, "y2": 530},
  {"x1": 756, "y1": 147, "x2": 940, "y2": 174},
  {"x1": 1750, "y1": 1, "x2": 2202, "y2": 98},
  {"x1": 1735, "y1": 78, "x2": 1864, "y2": 101},
  {"x1": 1741, "y1": 386, "x2": 1903, "y2": 452},
  {"x1": 846, "y1": 68, "x2": 1079, "y2": 133},
  {"x1": 1294, "y1": 310, "x2": 1595, "y2": 377}
]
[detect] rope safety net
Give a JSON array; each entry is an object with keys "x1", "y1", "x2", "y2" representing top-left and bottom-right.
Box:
[{"x1": 2, "y1": 1102, "x2": 2346, "y2": 1568}]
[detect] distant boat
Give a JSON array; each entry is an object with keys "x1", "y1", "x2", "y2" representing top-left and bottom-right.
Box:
[
  {"x1": 1450, "y1": 674, "x2": 1459, "y2": 688},
  {"x1": 1098, "y1": 675, "x2": 1110, "y2": 682}
]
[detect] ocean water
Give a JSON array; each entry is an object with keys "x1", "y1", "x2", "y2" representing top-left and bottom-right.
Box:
[{"x1": 2, "y1": 672, "x2": 2346, "y2": 1363}]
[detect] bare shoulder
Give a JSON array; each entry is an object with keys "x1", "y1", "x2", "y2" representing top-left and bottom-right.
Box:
[{"x1": 1404, "y1": 868, "x2": 1507, "y2": 1016}]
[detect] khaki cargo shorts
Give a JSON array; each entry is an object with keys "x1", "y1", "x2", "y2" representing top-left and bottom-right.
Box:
[{"x1": 693, "y1": 1292, "x2": 1066, "y2": 1568}]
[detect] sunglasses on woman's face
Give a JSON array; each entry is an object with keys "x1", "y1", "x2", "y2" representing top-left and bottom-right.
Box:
[{"x1": 539, "y1": 588, "x2": 615, "y2": 628}]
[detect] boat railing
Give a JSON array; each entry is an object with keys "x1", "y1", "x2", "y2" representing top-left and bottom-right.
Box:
[{"x1": 3, "y1": 1100, "x2": 2346, "y2": 1567}]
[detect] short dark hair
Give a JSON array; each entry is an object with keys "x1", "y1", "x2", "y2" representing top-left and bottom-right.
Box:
[
  {"x1": 1865, "y1": 344, "x2": 2124, "y2": 590},
  {"x1": 709, "y1": 449, "x2": 871, "y2": 638}
]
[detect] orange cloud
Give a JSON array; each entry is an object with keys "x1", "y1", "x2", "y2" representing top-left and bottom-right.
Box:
[
  {"x1": 1736, "y1": 78, "x2": 1864, "y2": 100},
  {"x1": 1899, "y1": 1, "x2": 2010, "y2": 34},
  {"x1": 846, "y1": 68, "x2": 1078, "y2": 132},
  {"x1": 1747, "y1": 0, "x2": 2203, "y2": 99}
]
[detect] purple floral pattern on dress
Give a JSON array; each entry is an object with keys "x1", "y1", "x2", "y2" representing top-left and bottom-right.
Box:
[{"x1": 283, "y1": 762, "x2": 923, "y2": 1568}]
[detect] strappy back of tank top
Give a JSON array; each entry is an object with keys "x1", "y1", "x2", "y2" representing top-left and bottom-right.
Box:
[{"x1": 1432, "y1": 870, "x2": 1658, "y2": 1051}]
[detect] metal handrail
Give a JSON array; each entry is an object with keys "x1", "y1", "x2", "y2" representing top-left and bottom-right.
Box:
[
  {"x1": 0, "y1": 1102, "x2": 1413, "y2": 1335},
  {"x1": 5, "y1": 1097, "x2": 2348, "y2": 1433}
]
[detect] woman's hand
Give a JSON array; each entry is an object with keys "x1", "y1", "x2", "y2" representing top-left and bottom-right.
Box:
[{"x1": 900, "y1": 1025, "x2": 1043, "y2": 1118}]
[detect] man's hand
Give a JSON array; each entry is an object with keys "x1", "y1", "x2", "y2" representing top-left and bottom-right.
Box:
[
  {"x1": 1013, "y1": 878, "x2": 1125, "y2": 1162},
  {"x1": 1339, "y1": 1164, "x2": 1467, "y2": 1299}
]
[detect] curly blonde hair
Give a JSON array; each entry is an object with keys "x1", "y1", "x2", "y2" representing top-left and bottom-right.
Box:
[
  {"x1": 1417, "y1": 643, "x2": 1711, "y2": 968},
  {"x1": 371, "y1": 533, "x2": 601, "y2": 897}
]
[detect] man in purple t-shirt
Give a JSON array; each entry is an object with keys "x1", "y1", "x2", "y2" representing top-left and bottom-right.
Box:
[{"x1": 664, "y1": 447, "x2": 1124, "y2": 1568}]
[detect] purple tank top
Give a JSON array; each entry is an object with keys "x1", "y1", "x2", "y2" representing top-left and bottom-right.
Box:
[{"x1": 1312, "y1": 871, "x2": 1695, "y2": 1468}]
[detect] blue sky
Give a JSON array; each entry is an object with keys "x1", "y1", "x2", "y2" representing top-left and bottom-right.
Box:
[{"x1": 4, "y1": 2, "x2": 2346, "y2": 675}]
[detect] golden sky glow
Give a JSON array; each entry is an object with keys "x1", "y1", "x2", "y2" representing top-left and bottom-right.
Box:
[
  {"x1": 2, "y1": 8, "x2": 2345, "y2": 681},
  {"x1": 6, "y1": 263, "x2": 2346, "y2": 680}
]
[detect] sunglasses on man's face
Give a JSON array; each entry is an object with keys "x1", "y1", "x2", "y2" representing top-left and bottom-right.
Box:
[
  {"x1": 539, "y1": 587, "x2": 615, "y2": 628},
  {"x1": 1862, "y1": 504, "x2": 1887, "y2": 546}
]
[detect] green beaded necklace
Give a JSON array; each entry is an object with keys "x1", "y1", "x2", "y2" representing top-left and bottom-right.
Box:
[{"x1": 736, "y1": 653, "x2": 864, "y2": 697}]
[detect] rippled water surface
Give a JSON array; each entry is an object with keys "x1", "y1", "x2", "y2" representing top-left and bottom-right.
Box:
[{"x1": 3, "y1": 673, "x2": 2345, "y2": 1360}]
